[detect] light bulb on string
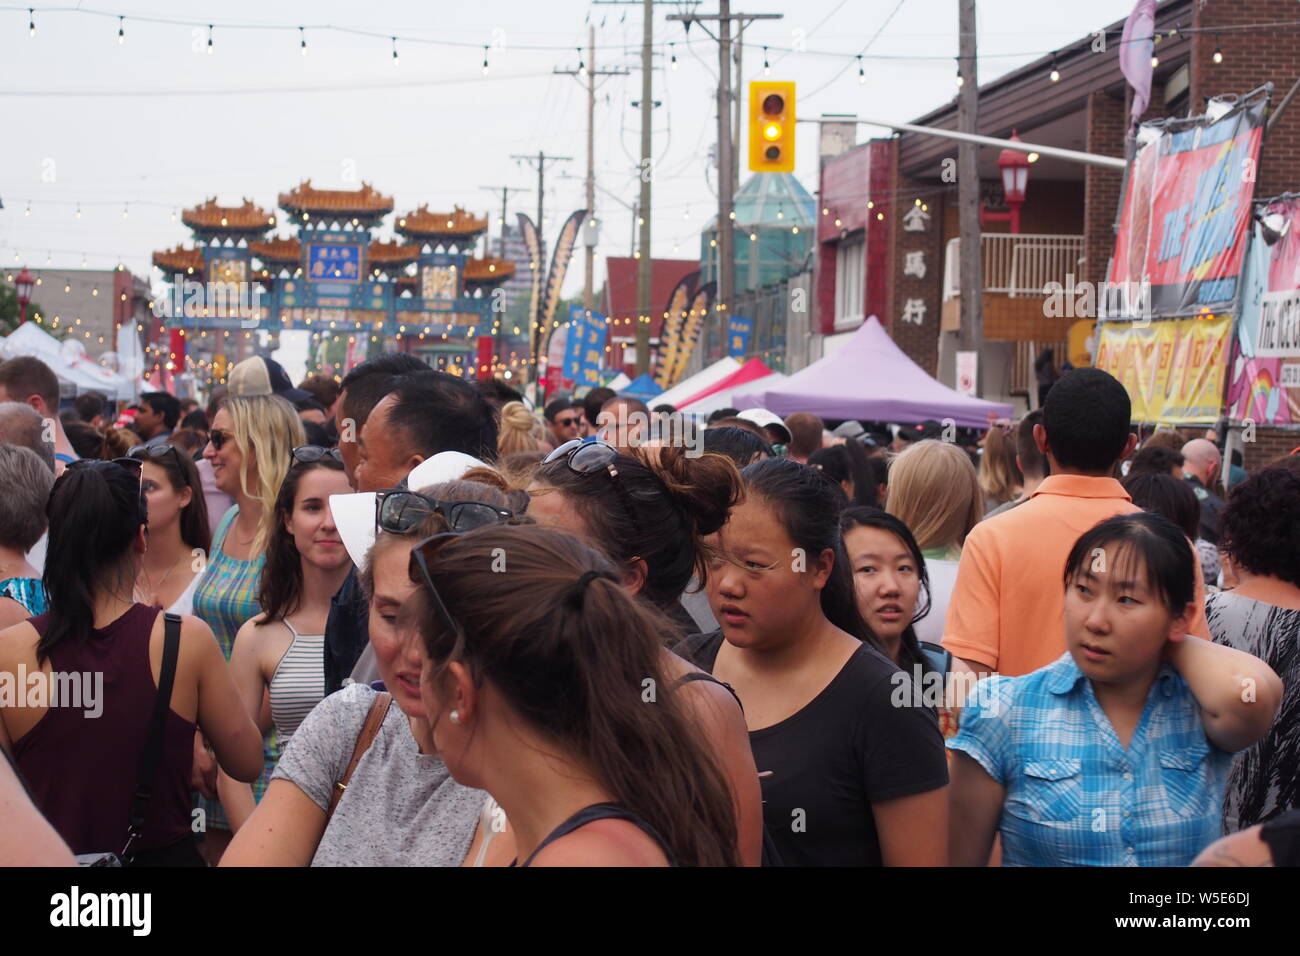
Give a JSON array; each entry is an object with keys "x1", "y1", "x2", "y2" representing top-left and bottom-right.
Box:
[
  {"x1": 392, "y1": 36, "x2": 399, "y2": 68},
  {"x1": 1213, "y1": 37, "x2": 1223, "y2": 64},
  {"x1": 28, "y1": 8, "x2": 35, "y2": 37},
  {"x1": 75, "y1": 203, "x2": 81, "y2": 219},
  {"x1": 207, "y1": 25, "x2": 213, "y2": 55},
  {"x1": 482, "y1": 45, "x2": 490, "y2": 75},
  {"x1": 299, "y1": 27, "x2": 307, "y2": 56},
  {"x1": 118, "y1": 16, "x2": 125, "y2": 46},
  {"x1": 1049, "y1": 54, "x2": 1060, "y2": 83},
  {"x1": 24, "y1": 202, "x2": 30, "y2": 216},
  {"x1": 858, "y1": 56, "x2": 865, "y2": 85},
  {"x1": 763, "y1": 47, "x2": 770, "y2": 76},
  {"x1": 670, "y1": 43, "x2": 677, "y2": 71},
  {"x1": 122, "y1": 204, "x2": 129, "y2": 219},
  {"x1": 578, "y1": 48, "x2": 586, "y2": 77}
]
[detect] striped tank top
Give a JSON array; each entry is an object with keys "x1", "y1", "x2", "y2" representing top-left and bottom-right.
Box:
[{"x1": 269, "y1": 620, "x2": 325, "y2": 742}]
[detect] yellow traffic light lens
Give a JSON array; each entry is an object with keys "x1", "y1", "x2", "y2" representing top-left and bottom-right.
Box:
[{"x1": 763, "y1": 123, "x2": 782, "y2": 140}]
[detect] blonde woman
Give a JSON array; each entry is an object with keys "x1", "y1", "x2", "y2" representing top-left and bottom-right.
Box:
[
  {"x1": 192, "y1": 394, "x2": 305, "y2": 862},
  {"x1": 497, "y1": 401, "x2": 541, "y2": 457},
  {"x1": 977, "y1": 423, "x2": 1023, "y2": 511},
  {"x1": 886, "y1": 440, "x2": 982, "y2": 646}
]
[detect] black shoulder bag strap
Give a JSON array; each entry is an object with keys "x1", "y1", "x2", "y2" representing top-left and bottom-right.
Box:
[{"x1": 122, "y1": 611, "x2": 182, "y2": 862}]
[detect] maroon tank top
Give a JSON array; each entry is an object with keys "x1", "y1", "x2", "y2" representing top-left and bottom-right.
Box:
[{"x1": 15, "y1": 603, "x2": 197, "y2": 854}]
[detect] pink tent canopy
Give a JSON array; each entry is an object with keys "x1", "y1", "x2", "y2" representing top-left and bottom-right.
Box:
[
  {"x1": 733, "y1": 316, "x2": 1014, "y2": 428},
  {"x1": 677, "y1": 357, "x2": 774, "y2": 409}
]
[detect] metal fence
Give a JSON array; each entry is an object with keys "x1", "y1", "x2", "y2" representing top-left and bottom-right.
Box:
[{"x1": 943, "y1": 234, "x2": 1086, "y2": 300}]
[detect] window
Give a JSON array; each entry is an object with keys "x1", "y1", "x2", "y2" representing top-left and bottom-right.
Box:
[{"x1": 834, "y1": 236, "x2": 865, "y2": 331}]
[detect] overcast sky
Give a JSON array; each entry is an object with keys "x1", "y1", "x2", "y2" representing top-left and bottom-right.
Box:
[{"x1": 1, "y1": 0, "x2": 1139, "y2": 299}]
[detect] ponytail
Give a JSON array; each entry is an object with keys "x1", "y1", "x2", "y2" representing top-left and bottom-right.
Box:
[
  {"x1": 415, "y1": 524, "x2": 739, "y2": 866},
  {"x1": 39, "y1": 461, "x2": 146, "y2": 662}
]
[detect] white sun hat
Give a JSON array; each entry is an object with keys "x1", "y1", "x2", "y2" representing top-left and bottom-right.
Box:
[{"x1": 329, "y1": 451, "x2": 490, "y2": 568}]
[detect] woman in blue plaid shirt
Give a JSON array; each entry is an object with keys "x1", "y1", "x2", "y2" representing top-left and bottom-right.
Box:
[{"x1": 948, "y1": 512, "x2": 1281, "y2": 867}]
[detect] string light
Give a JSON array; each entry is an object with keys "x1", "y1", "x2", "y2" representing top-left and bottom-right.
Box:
[
  {"x1": 122, "y1": 204, "x2": 129, "y2": 219},
  {"x1": 118, "y1": 16, "x2": 125, "y2": 46},
  {"x1": 75, "y1": 203, "x2": 81, "y2": 218},
  {"x1": 670, "y1": 43, "x2": 677, "y2": 71},
  {"x1": 1151, "y1": 54, "x2": 1159, "y2": 68},
  {"x1": 578, "y1": 48, "x2": 586, "y2": 77},
  {"x1": 482, "y1": 45, "x2": 490, "y2": 75},
  {"x1": 299, "y1": 26, "x2": 307, "y2": 56},
  {"x1": 392, "y1": 36, "x2": 399, "y2": 67},
  {"x1": 1213, "y1": 37, "x2": 1223, "y2": 64},
  {"x1": 858, "y1": 55, "x2": 865, "y2": 85},
  {"x1": 28, "y1": 7, "x2": 34, "y2": 37},
  {"x1": 763, "y1": 46, "x2": 770, "y2": 76},
  {"x1": 1049, "y1": 54, "x2": 1060, "y2": 83},
  {"x1": 207, "y1": 24, "x2": 214, "y2": 55},
  {"x1": 956, "y1": 69, "x2": 964, "y2": 89}
]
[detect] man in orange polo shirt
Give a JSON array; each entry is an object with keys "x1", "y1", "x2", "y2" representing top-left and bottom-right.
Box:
[{"x1": 942, "y1": 367, "x2": 1210, "y2": 677}]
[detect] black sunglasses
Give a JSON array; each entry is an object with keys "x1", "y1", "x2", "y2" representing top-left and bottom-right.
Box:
[
  {"x1": 376, "y1": 489, "x2": 513, "y2": 535},
  {"x1": 292, "y1": 444, "x2": 343, "y2": 464},
  {"x1": 543, "y1": 439, "x2": 642, "y2": 531},
  {"x1": 408, "y1": 531, "x2": 467, "y2": 644},
  {"x1": 70, "y1": 456, "x2": 142, "y2": 474},
  {"x1": 130, "y1": 442, "x2": 183, "y2": 465},
  {"x1": 208, "y1": 428, "x2": 233, "y2": 450}
]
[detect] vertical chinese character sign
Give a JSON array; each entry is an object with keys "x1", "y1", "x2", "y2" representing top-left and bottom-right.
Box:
[
  {"x1": 727, "y1": 316, "x2": 754, "y2": 358},
  {"x1": 562, "y1": 306, "x2": 608, "y2": 387}
]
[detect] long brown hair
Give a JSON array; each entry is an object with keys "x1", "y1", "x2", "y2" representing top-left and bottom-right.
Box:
[
  {"x1": 414, "y1": 523, "x2": 739, "y2": 866},
  {"x1": 259, "y1": 456, "x2": 346, "y2": 621},
  {"x1": 131, "y1": 444, "x2": 211, "y2": 553}
]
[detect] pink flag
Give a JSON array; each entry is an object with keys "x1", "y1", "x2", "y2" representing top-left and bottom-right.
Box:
[{"x1": 1119, "y1": 0, "x2": 1157, "y2": 124}]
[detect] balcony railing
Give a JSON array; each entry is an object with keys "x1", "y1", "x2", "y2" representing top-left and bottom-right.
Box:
[{"x1": 942, "y1": 233, "x2": 1085, "y2": 301}]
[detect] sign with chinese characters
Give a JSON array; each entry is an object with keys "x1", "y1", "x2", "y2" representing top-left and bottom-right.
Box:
[
  {"x1": 727, "y1": 315, "x2": 754, "y2": 358},
  {"x1": 902, "y1": 205, "x2": 931, "y2": 233},
  {"x1": 307, "y1": 242, "x2": 362, "y2": 282},
  {"x1": 903, "y1": 251, "x2": 927, "y2": 279},
  {"x1": 900, "y1": 298, "x2": 926, "y2": 326},
  {"x1": 563, "y1": 306, "x2": 608, "y2": 386}
]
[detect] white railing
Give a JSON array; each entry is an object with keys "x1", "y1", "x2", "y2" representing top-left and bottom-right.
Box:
[{"x1": 942, "y1": 234, "x2": 1085, "y2": 301}]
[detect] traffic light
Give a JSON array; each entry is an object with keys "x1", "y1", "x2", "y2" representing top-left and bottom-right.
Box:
[{"x1": 748, "y1": 81, "x2": 795, "y2": 173}]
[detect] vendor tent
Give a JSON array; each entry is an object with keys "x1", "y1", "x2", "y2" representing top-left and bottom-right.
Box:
[
  {"x1": 676, "y1": 357, "x2": 774, "y2": 409},
  {"x1": 733, "y1": 316, "x2": 1013, "y2": 428},
  {"x1": 683, "y1": 370, "x2": 788, "y2": 417},
  {"x1": 0, "y1": 323, "x2": 130, "y2": 400},
  {"x1": 619, "y1": 373, "x2": 663, "y2": 402},
  {"x1": 653, "y1": 357, "x2": 740, "y2": 408}
]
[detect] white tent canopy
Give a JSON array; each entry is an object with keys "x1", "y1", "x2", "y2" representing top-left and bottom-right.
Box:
[
  {"x1": 0, "y1": 322, "x2": 131, "y2": 400},
  {"x1": 654, "y1": 357, "x2": 741, "y2": 409},
  {"x1": 681, "y1": 371, "x2": 789, "y2": 417}
]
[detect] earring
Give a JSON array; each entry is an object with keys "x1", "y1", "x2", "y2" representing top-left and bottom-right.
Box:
[{"x1": 449, "y1": 710, "x2": 461, "y2": 725}]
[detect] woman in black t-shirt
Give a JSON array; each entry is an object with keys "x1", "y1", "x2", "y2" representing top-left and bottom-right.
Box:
[{"x1": 682, "y1": 459, "x2": 948, "y2": 866}]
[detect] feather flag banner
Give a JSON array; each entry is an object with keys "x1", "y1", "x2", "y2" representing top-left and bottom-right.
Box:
[
  {"x1": 1119, "y1": 0, "x2": 1157, "y2": 124},
  {"x1": 656, "y1": 271, "x2": 698, "y2": 387},
  {"x1": 539, "y1": 209, "x2": 588, "y2": 357},
  {"x1": 671, "y1": 282, "x2": 716, "y2": 386},
  {"x1": 516, "y1": 212, "x2": 544, "y2": 373}
]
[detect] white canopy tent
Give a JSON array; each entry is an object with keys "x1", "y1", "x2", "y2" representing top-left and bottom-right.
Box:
[
  {"x1": 654, "y1": 357, "x2": 741, "y2": 409},
  {"x1": 0, "y1": 322, "x2": 132, "y2": 400},
  {"x1": 681, "y1": 371, "x2": 789, "y2": 417}
]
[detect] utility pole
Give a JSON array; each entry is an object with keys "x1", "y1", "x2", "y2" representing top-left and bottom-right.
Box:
[
  {"x1": 556, "y1": 27, "x2": 628, "y2": 313},
  {"x1": 637, "y1": 0, "x2": 654, "y2": 375},
  {"x1": 669, "y1": 5, "x2": 781, "y2": 365},
  {"x1": 957, "y1": 0, "x2": 983, "y2": 392},
  {"x1": 511, "y1": 150, "x2": 572, "y2": 388},
  {"x1": 733, "y1": 25, "x2": 744, "y2": 194},
  {"x1": 479, "y1": 185, "x2": 530, "y2": 258}
]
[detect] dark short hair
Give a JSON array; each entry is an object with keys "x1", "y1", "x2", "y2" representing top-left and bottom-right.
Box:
[
  {"x1": 387, "y1": 371, "x2": 498, "y2": 462},
  {"x1": 544, "y1": 398, "x2": 577, "y2": 423},
  {"x1": 339, "y1": 352, "x2": 429, "y2": 429},
  {"x1": 702, "y1": 426, "x2": 773, "y2": 467},
  {"x1": 1016, "y1": 409, "x2": 1047, "y2": 479},
  {"x1": 0, "y1": 356, "x2": 60, "y2": 410},
  {"x1": 1121, "y1": 471, "x2": 1200, "y2": 540},
  {"x1": 652, "y1": 403, "x2": 676, "y2": 415},
  {"x1": 582, "y1": 387, "x2": 616, "y2": 427},
  {"x1": 181, "y1": 409, "x2": 209, "y2": 432},
  {"x1": 73, "y1": 391, "x2": 107, "y2": 422},
  {"x1": 1128, "y1": 444, "x2": 1184, "y2": 477},
  {"x1": 1063, "y1": 511, "x2": 1195, "y2": 614},
  {"x1": 63, "y1": 420, "x2": 107, "y2": 460},
  {"x1": 141, "y1": 391, "x2": 182, "y2": 431},
  {"x1": 601, "y1": 395, "x2": 649, "y2": 417},
  {"x1": 1220, "y1": 467, "x2": 1300, "y2": 587},
  {"x1": 1043, "y1": 368, "x2": 1132, "y2": 473},
  {"x1": 475, "y1": 378, "x2": 525, "y2": 411},
  {"x1": 707, "y1": 407, "x2": 740, "y2": 424}
]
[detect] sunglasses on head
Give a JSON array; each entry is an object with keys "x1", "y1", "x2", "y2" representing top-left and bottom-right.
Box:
[
  {"x1": 208, "y1": 428, "x2": 233, "y2": 450},
  {"x1": 408, "y1": 531, "x2": 467, "y2": 644},
  {"x1": 376, "y1": 489, "x2": 513, "y2": 535},
  {"x1": 292, "y1": 444, "x2": 343, "y2": 464},
  {"x1": 129, "y1": 442, "x2": 183, "y2": 465},
  {"x1": 543, "y1": 438, "x2": 643, "y2": 532}
]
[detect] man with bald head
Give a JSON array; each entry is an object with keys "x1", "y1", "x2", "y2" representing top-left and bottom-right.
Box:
[{"x1": 1182, "y1": 438, "x2": 1226, "y2": 544}]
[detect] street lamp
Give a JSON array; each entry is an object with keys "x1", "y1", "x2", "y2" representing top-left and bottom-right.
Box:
[
  {"x1": 980, "y1": 130, "x2": 1033, "y2": 234},
  {"x1": 15, "y1": 266, "x2": 35, "y2": 325}
]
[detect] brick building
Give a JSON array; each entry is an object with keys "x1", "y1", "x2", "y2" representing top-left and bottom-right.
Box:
[{"x1": 814, "y1": 0, "x2": 1300, "y2": 465}]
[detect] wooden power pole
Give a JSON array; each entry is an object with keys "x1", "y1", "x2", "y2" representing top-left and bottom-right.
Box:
[{"x1": 957, "y1": 0, "x2": 983, "y2": 392}]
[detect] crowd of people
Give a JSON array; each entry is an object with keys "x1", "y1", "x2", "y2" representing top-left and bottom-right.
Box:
[{"x1": 1, "y1": 349, "x2": 1298, "y2": 868}]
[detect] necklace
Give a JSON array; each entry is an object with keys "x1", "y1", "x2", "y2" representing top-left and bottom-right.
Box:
[{"x1": 138, "y1": 551, "x2": 187, "y2": 606}]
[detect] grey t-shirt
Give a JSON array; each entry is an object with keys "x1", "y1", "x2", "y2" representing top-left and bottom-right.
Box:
[{"x1": 272, "y1": 683, "x2": 485, "y2": 866}]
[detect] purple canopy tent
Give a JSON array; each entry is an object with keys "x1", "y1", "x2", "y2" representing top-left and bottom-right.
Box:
[{"x1": 733, "y1": 316, "x2": 1014, "y2": 429}]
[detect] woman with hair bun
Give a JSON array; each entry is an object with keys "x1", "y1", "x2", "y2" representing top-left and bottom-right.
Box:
[
  {"x1": 410, "y1": 523, "x2": 739, "y2": 866},
  {"x1": 496, "y1": 401, "x2": 542, "y2": 458},
  {"x1": 525, "y1": 440, "x2": 763, "y2": 864}
]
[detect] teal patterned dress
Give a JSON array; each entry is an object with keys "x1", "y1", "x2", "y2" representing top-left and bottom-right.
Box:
[
  {"x1": 191, "y1": 506, "x2": 279, "y2": 831},
  {"x1": 0, "y1": 577, "x2": 47, "y2": 616}
]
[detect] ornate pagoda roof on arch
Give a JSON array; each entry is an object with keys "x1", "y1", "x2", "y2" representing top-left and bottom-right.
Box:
[
  {"x1": 396, "y1": 204, "x2": 488, "y2": 240},
  {"x1": 181, "y1": 197, "x2": 274, "y2": 234},
  {"x1": 249, "y1": 237, "x2": 302, "y2": 264},
  {"x1": 278, "y1": 180, "x2": 394, "y2": 218},
  {"x1": 464, "y1": 255, "x2": 516, "y2": 284},
  {"x1": 368, "y1": 239, "x2": 421, "y2": 267},
  {"x1": 152, "y1": 245, "x2": 204, "y2": 275}
]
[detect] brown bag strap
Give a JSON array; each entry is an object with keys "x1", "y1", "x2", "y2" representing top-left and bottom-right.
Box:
[{"x1": 327, "y1": 691, "x2": 391, "y2": 819}]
